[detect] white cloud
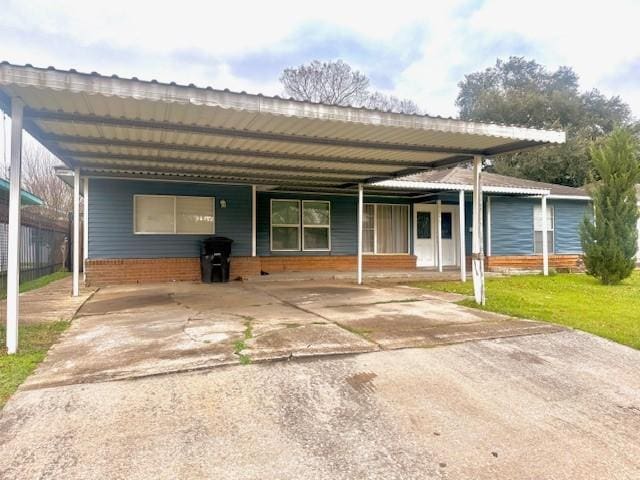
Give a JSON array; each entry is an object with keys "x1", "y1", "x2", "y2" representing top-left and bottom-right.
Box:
[{"x1": 0, "y1": 0, "x2": 638, "y2": 119}]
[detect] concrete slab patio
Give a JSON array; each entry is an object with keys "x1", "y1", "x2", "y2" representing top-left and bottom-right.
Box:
[
  {"x1": 21, "y1": 279, "x2": 563, "y2": 389},
  {"x1": 0, "y1": 276, "x2": 94, "y2": 325}
]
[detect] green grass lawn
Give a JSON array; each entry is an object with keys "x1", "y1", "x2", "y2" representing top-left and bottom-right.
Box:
[
  {"x1": 0, "y1": 321, "x2": 70, "y2": 407},
  {"x1": 0, "y1": 270, "x2": 72, "y2": 408},
  {"x1": 0, "y1": 270, "x2": 70, "y2": 300},
  {"x1": 414, "y1": 272, "x2": 640, "y2": 349}
]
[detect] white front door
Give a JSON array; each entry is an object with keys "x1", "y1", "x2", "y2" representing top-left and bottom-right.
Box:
[
  {"x1": 414, "y1": 205, "x2": 436, "y2": 267},
  {"x1": 414, "y1": 204, "x2": 459, "y2": 267}
]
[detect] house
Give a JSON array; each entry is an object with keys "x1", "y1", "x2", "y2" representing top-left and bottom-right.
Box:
[
  {"x1": 375, "y1": 167, "x2": 591, "y2": 273},
  {"x1": 0, "y1": 61, "x2": 568, "y2": 353}
]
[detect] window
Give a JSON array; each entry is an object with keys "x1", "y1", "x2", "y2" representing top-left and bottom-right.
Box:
[
  {"x1": 134, "y1": 195, "x2": 215, "y2": 234},
  {"x1": 363, "y1": 204, "x2": 375, "y2": 253},
  {"x1": 417, "y1": 211, "x2": 431, "y2": 239},
  {"x1": 271, "y1": 200, "x2": 300, "y2": 251},
  {"x1": 362, "y1": 204, "x2": 409, "y2": 254},
  {"x1": 271, "y1": 199, "x2": 332, "y2": 251},
  {"x1": 441, "y1": 212, "x2": 453, "y2": 240},
  {"x1": 533, "y1": 205, "x2": 554, "y2": 254},
  {"x1": 302, "y1": 201, "x2": 331, "y2": 251}
]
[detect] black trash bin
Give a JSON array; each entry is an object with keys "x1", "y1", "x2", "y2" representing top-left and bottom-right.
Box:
[{"x1": 200, "y1": 236, "x2": 233, "y2": 283}]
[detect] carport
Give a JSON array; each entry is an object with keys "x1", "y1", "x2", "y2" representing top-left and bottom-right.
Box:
[{"x1": 0, "y1": 62, "x2": 565, "y2": 353}]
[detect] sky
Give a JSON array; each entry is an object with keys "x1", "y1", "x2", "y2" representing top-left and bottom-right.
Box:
[{"x1": 0, "y1": 0, "x2": 638, "y2": 140}]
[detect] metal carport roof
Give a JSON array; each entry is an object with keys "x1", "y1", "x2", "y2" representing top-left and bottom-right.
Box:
[{"x1": 0, "y1": 62, "x2": 565, "y2": 192}]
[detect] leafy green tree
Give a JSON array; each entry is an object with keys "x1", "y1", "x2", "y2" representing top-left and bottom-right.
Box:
[
  {"x1": 580, "y1": 129, "x2": 639, "y2": 285},
  {"x1": 456, "y1": 57, "x2": 633, "y2": 187}
]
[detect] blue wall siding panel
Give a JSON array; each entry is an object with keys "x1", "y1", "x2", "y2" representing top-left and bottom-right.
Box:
[
  {"x1": 553, "y1": 199, "x2": 590, "y2": 253},
  {"x1": 489, "y1": 197, "x2": 590, "y2": 255},
  {"x1": 490, "y1": 197, "x2": 536, "y2": 255},
  {"x1": 88, "y1": 179, "x2": 252, "y2": 258},
  {"x1": 257, "y1": 192, "x2": 412, "y2": 256}
]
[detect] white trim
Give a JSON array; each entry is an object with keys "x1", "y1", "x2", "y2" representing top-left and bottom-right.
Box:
[
  {"x1": 471, "y1": 155, "x2": 485, "y2": 305},
  {"x1": 357, "y1": 184, "x2": 363, "y2": 285},
  {"x1": 373, "y1": 179, "x2": 550, "y2": 196},
  {"x1": 73, "y1": 168, "x2": 80, "y2": 297},
  {"x1": 486, "y1": 196, "x2": 492, "y2": 257},
  {"x1": 546, "y1": 194, "x2": 591, "y2": 201},
  {"x1": 436, "y1": 200, "x2": 443, "y2": 272},
  {"x1": 83, "y1": 177, "x2": 89, "y2": 261},
  {"x1": 301, "y1": 200, "x2": 331, "y2": 252},
  {"x1": 6, "y1": 97, "x2": 23, "y2": 354},
  {"x1": 270, "y1": 199, "x2": 301, "y2": 252},
  {"x1": 541, "y1": 196, "x2": 549, "y2": 276},
  {"x1": 251, "y1": 185, "x2": 257, "y2": 257},
  {"x1": 459, "y1": 190, "x2": 466, "y2": 282},
  {"x1": 133, "y1": 194, "x2": 216, "y2": 235}
]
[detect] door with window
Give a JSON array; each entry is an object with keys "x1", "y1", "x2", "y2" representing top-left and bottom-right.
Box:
[
  {"x1": 414, "y1": 204, "x2": 459, "y2": 267},
  {"x1": 414, "y1": 205, "x2": 436, "y2": 267}
]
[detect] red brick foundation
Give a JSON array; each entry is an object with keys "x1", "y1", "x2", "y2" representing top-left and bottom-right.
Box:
[
  {"x1": 484, "y1": 254, "x2": 584, "y2": 272},
  {"x1": 85, "y1": 255, "x2": 417, "y2": 286}
]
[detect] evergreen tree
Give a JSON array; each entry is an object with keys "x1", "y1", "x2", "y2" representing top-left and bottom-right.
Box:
[{"x1": 581, "y1": 129, "x2": 640, "y2": 285}]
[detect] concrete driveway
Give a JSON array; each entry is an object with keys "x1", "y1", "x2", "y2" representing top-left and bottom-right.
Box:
[
  {"x1": 2, "y1": 280, "x2": 640, "y2": 479},
  {"x1": 20, "y1": 280, "x2": 560, "y2": 388}
]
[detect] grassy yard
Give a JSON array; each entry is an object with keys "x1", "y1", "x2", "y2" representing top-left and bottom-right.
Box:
[
  {"x1": 415, "y1": 272, "x2": 640, "y2": 349},
  {"x1": 0, "y1": 271, "x2": 72, "y2": 408},
  {"x1": 0, "y1": 270, "x2": 70, "y2": 300},
  {"x1": 0, "y1": 321, "x2": 70, "y2": 407}
]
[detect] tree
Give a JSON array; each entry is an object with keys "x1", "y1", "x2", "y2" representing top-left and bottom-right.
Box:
[
  {"x1": 580, "y1": 129, "x2": 639, "y2": 285},
  {"x1": 280, "y1": 60, "x2": 422, "y2": 114},
  {"x1": 456, "y1": 57, "x2": 633, "y2": 187},
  {"x1": 15, "y1": 141, "x2": 72, "y2": 215}
]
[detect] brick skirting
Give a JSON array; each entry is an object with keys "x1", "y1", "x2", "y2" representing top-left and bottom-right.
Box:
[
  {"x1": 259, "y1": 255, "x2": 417, "y2": 273},
  {"x1": 85, "y1": 255, "x2": 417, "y2": 286},
  {"x1": 485, "y1": 254, "x2": 584, "y2": 272}
]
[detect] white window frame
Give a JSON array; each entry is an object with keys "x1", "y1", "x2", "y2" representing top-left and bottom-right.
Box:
[
  {"x1": 533, "y1": 204, "x2": 555, "y2": 254},
  {"x1": 302, "y1": 200, "x2": 331, "y2": 252},
  {"x1": 270, "y1": 199, "x2": 301, "y2": 252},
  {"x1": 133, "y1": 194, "x2": 215, "y2": 235},
  {"x1": 362, "y1": 203, "x2": 410, "y2": 255}
]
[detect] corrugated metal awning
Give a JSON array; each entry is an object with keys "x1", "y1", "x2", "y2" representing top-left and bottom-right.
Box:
[{"x1": 0, "y1": 62, "x2": 566, "y2": 192}]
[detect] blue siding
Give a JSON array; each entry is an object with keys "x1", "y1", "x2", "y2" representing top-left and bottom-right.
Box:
[
  {"x1": 489, "y1": 196, "x2": 590, "y2": 255},
  {"x1": 553, "y1": 199, "x2": 590, "y2": 253},
  {"x1": 88, "y1": 179, "x2": 252, "y2": 258},
  {"x1": 257, "y1": 192, "x2": 412, "y2": 256},
  {"x1": 490, "y1": 197, "x2": 535, "y2": 255}
]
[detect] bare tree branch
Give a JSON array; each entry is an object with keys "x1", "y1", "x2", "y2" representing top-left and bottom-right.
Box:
[{"x1": 280, "y1": 59, "x2": 423, "y2": 114}]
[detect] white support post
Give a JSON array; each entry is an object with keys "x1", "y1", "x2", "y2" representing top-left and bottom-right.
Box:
[
  {"x1": 251, "y1": 185, "x2": 257, "y2": 257},
  {"x1": 357, "y1": 183, "x2": 363, "y2": 285},
  {"x1": 458, "y1": 190, "x2": 466, "y2": 282},
  {"x1": 83, "y1": 177, "x2": 88, "y2": 283},
  {"x1": 541, "y1": 195, "x2": 549, "y2": 276},
  {"x1": 72, "y1": 168, "x2": 80, "y2": 297},
  {"x1": 436, "y1": 199, "x2": 443, "y2": 273},
  {"x1": 6, "y1": 98, "x2": 24, "y2": 355},
  {"x1": 472, "y1": 155, "x2": 485, "y2": 305},
  {"x1": 486, "y1": 196, "x2": 492, "y2": 257}
]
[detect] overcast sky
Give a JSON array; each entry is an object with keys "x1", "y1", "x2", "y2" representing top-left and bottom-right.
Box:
[{"x1": 1, "y1": 0, "x2": 639, "y2": 122}]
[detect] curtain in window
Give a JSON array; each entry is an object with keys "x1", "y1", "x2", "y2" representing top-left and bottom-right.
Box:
[
  {"x1": 374, "y1": 205, "x2": 408, "y2": 254},
  {"x1": 363, "y1": 204, "x2": 375, "y2": 253}
]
